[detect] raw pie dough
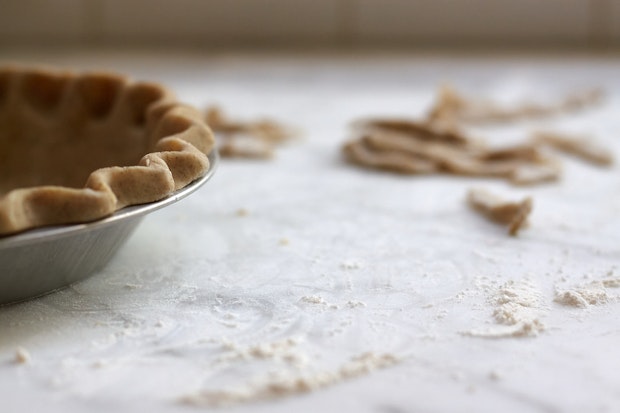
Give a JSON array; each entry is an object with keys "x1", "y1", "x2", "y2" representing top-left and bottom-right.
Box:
[{"x1": 0, "y1": 66, "x2": 214, "y2": 235}]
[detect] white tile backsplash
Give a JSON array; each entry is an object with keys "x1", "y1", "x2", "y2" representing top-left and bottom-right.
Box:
[
  {"x1": 354, "y1": 0, "x2": 590, "y2": 45},
  {"x1": 611, "y1": 0, "x2": 620, "y2": 42},
  {"x1": 0, "y1": 0, "x2": 614, "y2": 48},
  {"x1": 100, "y1": 0, "x2": 340, "y2": 44},
  {"x1": 0, "y1": 0, "x2": 89, "y2": 42}
]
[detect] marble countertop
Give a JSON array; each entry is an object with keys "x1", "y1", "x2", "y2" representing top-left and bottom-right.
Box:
[{"x1": 1, "y1": 50, "x2": 620, "y2": 413}]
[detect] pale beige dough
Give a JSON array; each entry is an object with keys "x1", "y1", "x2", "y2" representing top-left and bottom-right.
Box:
[{"x1": 0, "y1": 66, "x2": 214, "y2": 235}]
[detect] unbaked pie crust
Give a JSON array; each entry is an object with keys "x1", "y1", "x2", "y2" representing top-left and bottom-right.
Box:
[{"x1": 0, "y1": 65, "x2": 214, "y2": 235}]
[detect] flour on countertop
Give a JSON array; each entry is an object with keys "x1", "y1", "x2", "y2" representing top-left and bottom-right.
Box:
[
  {"x1": 602, "y1": 277, "x2": 620, "y2": 288},
  {"x1": 488, "y1": 370, "x2": 502, "y2": 381},
  {"x1": 217, "y1": 337, "x2": 307, "y2": 367},
  {"x1": 219, "y1": 320, "x2": 239, "y2": 328},
  {"x1": 346, "y1": 300, "x2": 367, "y2": 308},
  {"x1": 462, "y1": 279, "x2": 546, "y2": 338},
  {"x1": 299, "y1": 296, "x2": 367, "y2": 311},
  {"x1": 299, "y1": 295, "x2": 339, "y2": 309},
  {"x1": 299, "y1": 295, "x2": 327, "y2": 305},
  {"x1": 340, "y1": 260, "x2": 363, "y2": 270},
  {"x1": 554, "y1": 279, "x2": 619, "y2": 308},
  {"x1": 180, "y1": 352, "x2": 401, "y2": 407}
]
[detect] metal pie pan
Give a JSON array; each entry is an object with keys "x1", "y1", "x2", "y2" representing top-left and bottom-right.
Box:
[{"x1": 0, "y1": 151, "x2": 218, "y2": 306}]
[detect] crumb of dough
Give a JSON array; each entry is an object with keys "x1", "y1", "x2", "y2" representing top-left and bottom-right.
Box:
[
  {"x1": 15, "y1": 347, "x2": 31, "y2": 364},
  {"x1": 236, "y1": 208, "x2": 249, "y2": 217},
  {"x1": 533, "y1": 131, "x2": 614, "y2": 166},
  {"x1": 467, "y1": 188, "x2": 533, "y2": 236},
  {"x1": 180, "y1": 352, "x2": 401, "y2": 407},
  {"x1": 427, "y1": 84, "x2": 603, "y2": 125},
  {"x1": 279, "y1": 238, "x2": 290, "y2": 246}
]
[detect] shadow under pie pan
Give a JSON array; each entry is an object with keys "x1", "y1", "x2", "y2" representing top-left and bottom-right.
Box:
[{"x1": 0, "y1": 150, "x2": 218, "y2": 306}]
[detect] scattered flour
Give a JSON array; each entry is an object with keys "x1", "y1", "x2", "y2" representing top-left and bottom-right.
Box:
[
  {"x1": 217, "y1": 337, "x2": 307, "y2": 367},
  {"x1": 340, "y1": 260, "x2": 363, "y2": 270},
  {"x1": 488, "y1": 370, "x2": 502, "y2": 381},
  {"x1": 91, "y1": 359, "x2": 108, "y2": 369},
  {"x1": 219, "y1": 321, "x2": 240, "y2": 329},
  {"x1": 346, "y1": 300, "x2": 367, "y2": 308},
  {"x1": 299, "y1": 295, "x2": 327, "y2": 305},
  {"x1": 298, "y1": 295, "x2": 339, "y2": 309},
  {"x1": 300, "y1": 296, "x2": 367, "y2": 311},
  {"x1": 602, "y1": 277, "x2": 620, "y2": 288},
  {"x1": 554, "y1": 280, "x2": 617, "y2": 308},
  {"x1": 180, "y1": 352, "x2": 401, "y2": 407},
  {"x1": 462, "y1": 279, "x2": 546, "y2": 338}
]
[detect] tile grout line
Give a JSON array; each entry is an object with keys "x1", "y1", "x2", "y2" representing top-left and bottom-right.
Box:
[
  {"x1": 82, "y1": 0, "x2": 104, "y2": 47},
  {"x1": 336, "y1": 0, "x2": 359, "y2": 48},
  {"x1": 588, "y1": 0, "x2": 612, "y2": 48}
]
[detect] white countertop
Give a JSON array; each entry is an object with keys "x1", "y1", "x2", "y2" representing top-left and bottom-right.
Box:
[{"x1": 1, "y1": 50, "x2": 620, "y2": 413}]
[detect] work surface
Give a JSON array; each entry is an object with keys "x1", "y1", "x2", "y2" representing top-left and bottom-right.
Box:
[{"x1": 1, "y1": 51, "x2": 620, "y2": 413}]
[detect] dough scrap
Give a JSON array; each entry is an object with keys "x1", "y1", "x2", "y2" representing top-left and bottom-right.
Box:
[
  {"x1": 533, "y1": 131, "x2": 614, "y2": 166},
  {"x1": 427, "y1": 84, "x2": 603, "y2": 125},
  {"x1": 343, "y1": 122, "x2": 559, "y2": 185},
  {"x1": 467, "y1": 188, "x2": 533, "y2": 236},
  {"x1": 206, "y1": 105, "x2": 294, "y2": 158}
]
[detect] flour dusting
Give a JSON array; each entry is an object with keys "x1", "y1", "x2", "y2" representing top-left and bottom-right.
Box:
[
  {"x1": 217, "y1": 337, "x2": 307, "y2": 367},
  {"x1": 554, "y1": 280, "x2": 615, "y2": 308},
  {"x1": 180, "y1": 352, "x2": 401, "y2": 407},
  {"x1": 299, "y1": 295, "x2": 340, "y2": 309},
  {"x1": 462, "y1": 279, "x2": 546, "y2": 338},
  {"x1": 602, "y1": 277, "x2": 620, "y2": 288},
  {"x1": 346, "y1": 300, "x2": 367, "y2": 308},
  {"x1": 299, "y1": 295, "x2": 327, "y2": 305},
  {"x1": 340, "y1": 260, "x2": 363, "y2": 270}
]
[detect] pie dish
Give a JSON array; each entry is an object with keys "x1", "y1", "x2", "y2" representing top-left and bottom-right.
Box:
[
  {"x1": 0, "y1": 65, "x2": 214, "y2": 235},
  {"x1": 0, "y1": 160, "x2": 217, "y2": 305}
]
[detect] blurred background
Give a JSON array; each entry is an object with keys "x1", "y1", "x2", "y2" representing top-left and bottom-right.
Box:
[{"x1": 1, "y1": 0, "x2": 618, "y2": 51}]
